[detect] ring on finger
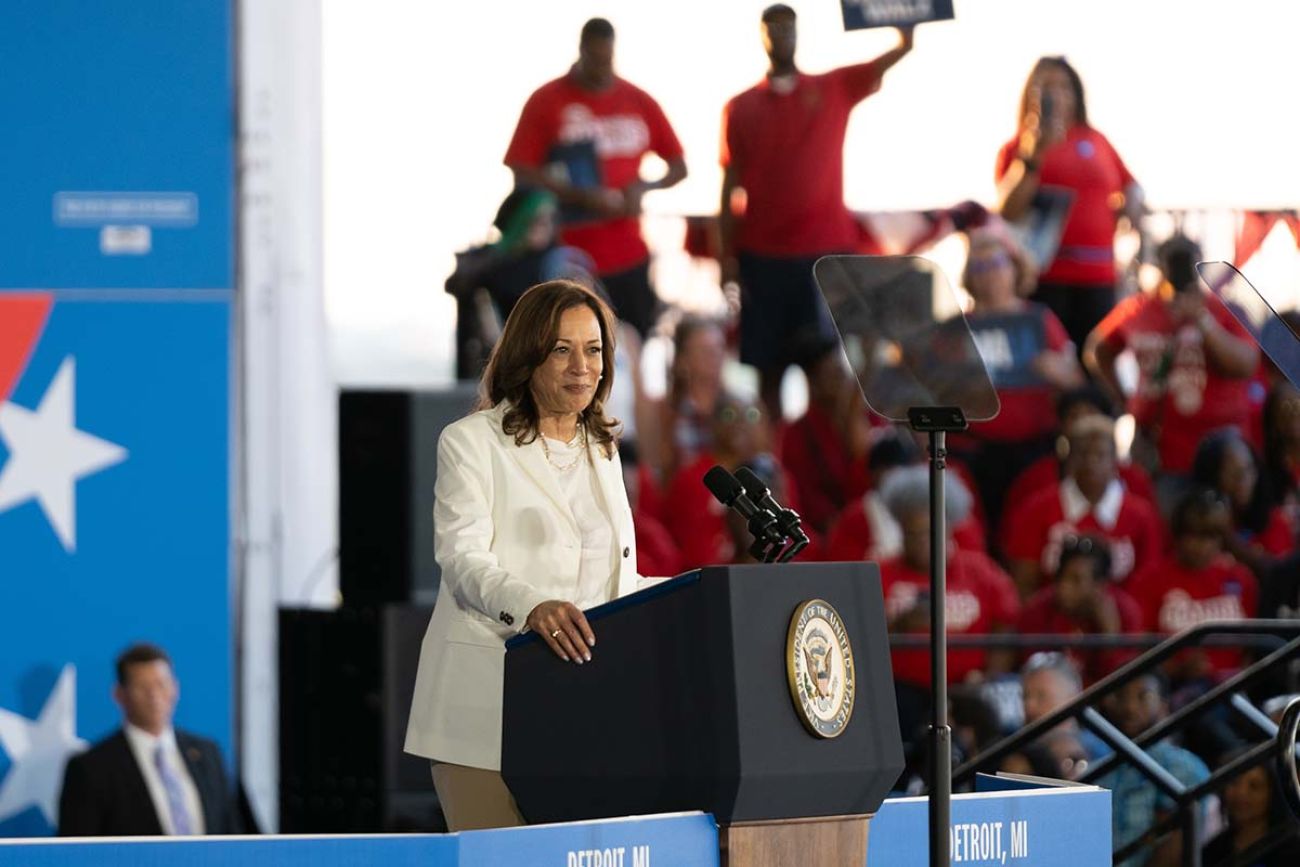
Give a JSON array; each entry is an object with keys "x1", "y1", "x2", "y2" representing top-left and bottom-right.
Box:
[{"x1": 550, "y1": 629, "x2": 561, "y2": 638}]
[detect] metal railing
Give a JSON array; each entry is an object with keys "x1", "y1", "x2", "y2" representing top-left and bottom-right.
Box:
[{"x1": 928, "y1": 621, "x2": 1300, "y2": 867}]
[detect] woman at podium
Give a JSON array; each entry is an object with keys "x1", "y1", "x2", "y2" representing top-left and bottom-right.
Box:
[{"x1": 404, "y1": 279, "x2": 643, "y2": 830}]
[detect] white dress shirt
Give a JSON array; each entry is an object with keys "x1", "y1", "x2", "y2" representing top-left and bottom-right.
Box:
[
  {"x1": 543, "y1": 434, "x2": 618, "y2": 610},
  {"x1": 122, "y1": 722, "x2": 206, "y2": 835}
]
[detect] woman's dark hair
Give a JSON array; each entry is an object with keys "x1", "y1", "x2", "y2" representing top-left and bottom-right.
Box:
[
  {"x1": 1192, "y1": 428, "x2": 1270, "y2": 534},
  {"x1": 1056, "y1": 534, "x2": 1112, "y2": 583},
  {"x1": 1018, "y1": 56, "x2": 1089, "y2": 129},
  {"x1": 1215, "y1": 745, "x2": 1291, "y2": 832},
  {"x1": 476, "y1": 279, "x2": 620, "y2": 458},
  {"x1": 1261, "y1": 381, "x2": 1300, "y2": 510}
]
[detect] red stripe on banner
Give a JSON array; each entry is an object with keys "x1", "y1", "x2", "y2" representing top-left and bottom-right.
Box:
[{"x1": 0, "y1": 293, "x2": 53, "y2": 403}]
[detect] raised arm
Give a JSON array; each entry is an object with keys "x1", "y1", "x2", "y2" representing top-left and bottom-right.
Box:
[{"x1": 718, "y1": 163, "x2": 742, "y2": 287}]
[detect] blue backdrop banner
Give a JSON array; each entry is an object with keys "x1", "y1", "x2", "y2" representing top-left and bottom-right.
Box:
[
  {"x1": 0, "y1": 0, "x2": 233, "y2": 289},
  {"x1": 0, "y1": 812, "x2": 719, "y2": 867},
  {"x1": 0, "y1": 295, "x2": 232, "y2": 837}
]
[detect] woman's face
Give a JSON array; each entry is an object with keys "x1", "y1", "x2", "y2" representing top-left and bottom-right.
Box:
[
  {"x1": 1224, "y1": 765, "x2": 1272, "y2": 829},
  {"x1": 529, "y1": 305, "x2": 604, "y2": 418},
  {"x1": 678, "y1": 324, "x2": 726, "y2": 385},
  {"x1": 965, "y1": 238, "x2": 1017, "y2": 305},
  {"x1": 1032, "y1": 64, "x2": 1078, "y2": 125},
  {"x1": 1218, "y1": 440, "x2": 1258, "y2": 511}
]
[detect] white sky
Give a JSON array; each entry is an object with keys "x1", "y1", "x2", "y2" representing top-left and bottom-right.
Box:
[{"x1": 322, "y1": 0, "x2": 1300, "y2": 386}]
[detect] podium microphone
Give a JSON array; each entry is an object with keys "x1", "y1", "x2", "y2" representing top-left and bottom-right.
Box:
[
  {"x1": 702, "y1": 466, "x2": 786, "y2": 550},
  {"x1": 733, "y1": 466, "x2": 810, "y2": 563}
]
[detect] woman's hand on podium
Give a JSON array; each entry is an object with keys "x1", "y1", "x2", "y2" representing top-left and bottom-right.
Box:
[{"x1": 527, "y1": 600, "x2": 596, "y2": 664}]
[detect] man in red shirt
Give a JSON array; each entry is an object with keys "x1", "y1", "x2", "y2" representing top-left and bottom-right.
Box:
[
  {"x1": 1003, "y1": 416, "x2": 1164, "y2": 597},
  {"x1": 718, "y1": 5, "x2": 915, "y2": 419},
  {"x1": 1085, "y1": 234, "x2": 1259, "y2": 487},
  {"x1": 505, "y1": 18, "x2": 687, "y2": 338}
]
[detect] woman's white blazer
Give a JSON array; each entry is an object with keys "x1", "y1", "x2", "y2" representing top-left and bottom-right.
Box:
[{"x1": 403, "y1": 403, "x2": 640, "y2": 770}]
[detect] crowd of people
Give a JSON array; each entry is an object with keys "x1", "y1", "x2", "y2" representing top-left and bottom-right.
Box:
[{"x1": 444, "y1": 7, "x2": 1300, "y2": 863}]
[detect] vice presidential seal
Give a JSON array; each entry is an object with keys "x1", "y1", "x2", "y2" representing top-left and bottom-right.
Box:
[{"x1": 786, "y1": 598, "x2": 855, "y2": 738}]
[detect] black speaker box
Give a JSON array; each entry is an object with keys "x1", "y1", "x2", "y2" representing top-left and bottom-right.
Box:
[
  {"x1": 278, "y1": 604, "x2": 438, "y2": 832},
  {"x1": 338, "y1": 385, "x2": 477, "y2": 605}
]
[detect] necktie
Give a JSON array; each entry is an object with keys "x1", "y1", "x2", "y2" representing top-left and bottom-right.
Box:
[{"x1": 154, "y1": 744, "x2": 195, "y2": 835}]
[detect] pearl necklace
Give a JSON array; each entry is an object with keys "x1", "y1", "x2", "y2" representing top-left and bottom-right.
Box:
[{"x1": 540, "y1": 425, "x2": 586, "y2": 473}]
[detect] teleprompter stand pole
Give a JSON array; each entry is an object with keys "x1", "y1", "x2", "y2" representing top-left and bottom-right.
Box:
[{"x1": 907, "y1": 406, "x2": 969, "y2": 867}]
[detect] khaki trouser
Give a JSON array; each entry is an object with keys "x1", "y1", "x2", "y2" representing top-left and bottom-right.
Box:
[{"x1": 430, "y1": 762, "x2": 526, "y2": 831}]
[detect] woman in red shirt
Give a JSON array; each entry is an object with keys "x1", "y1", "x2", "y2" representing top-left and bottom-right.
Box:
[
  {"x1": 1129, "y1": 489, "x2": 1258, "y2": 681},
  {"x1": 1192, "y1": 428, "x2": 1296, "y2": 575},
  {"x1": 995, "y1": 57, "x2": 1143, "y2": 352},
  {"x1": 877, "y1": 466, "x2": 1021, "y2": 692}
]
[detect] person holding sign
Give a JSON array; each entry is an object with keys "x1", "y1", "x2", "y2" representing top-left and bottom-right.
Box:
[
  {"x1": 718, "y1": 4, "x2": 915, "y2": 421},
  {"x1": 954, "y1": 225, "x2": 1083, "y2": 540},
  {"x1": 996, "y1": 57, "x2": 1145, "y2": 352}
]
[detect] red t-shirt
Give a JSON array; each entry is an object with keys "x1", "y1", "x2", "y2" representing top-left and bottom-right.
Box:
[
  {"x1": 1129, "y1": 554, "x2": 1258, "y2": 674},
  {"x1": 662, "y1": 455, "x2": 733, "y2": 570},
  {"x1": 995, "y1": 126, "x2": 1135, "y2": 286},
  {"x1": 881, "y1": 550, "x2": 1021, "y2": 687},
  {"x1": 1002, "y1": 481, "x2": 1164, "y2": 587},
  {"x1": 721, "y1": 63, "x2": 882, "y2": 257},
  {"x1": 662, "y1": 453, "x2": 806, "y2": 570},
  {"x1": 1001, "y1": 455, "x2": 1157, "y2": 533},
  {"x1": 778, "y1": 404, "x2": 869, "y2": 533},
  {"x1": 1246, "y1": 507, "x2": 1296, "y2": 558},
  {"x1": 505, "y1": 74, "x2": 684, "y2": 274},
  {"x1": 1017, "y1": 585, "x2": 1143, "y2": 684},
  {"x1": 963, "y1": 303, "x2": 1071, "y2": 443},
  {"x1": 1094, "y1": 293, "x2": 1255, "y2": 474},
  {"x1": 635, "y1": 510, "x2": 682, "y2": 579}
]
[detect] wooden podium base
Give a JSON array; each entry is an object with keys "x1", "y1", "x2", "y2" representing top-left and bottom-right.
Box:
[{"x1": 719, "y1": 814, "x2": 871, "y2": 867}]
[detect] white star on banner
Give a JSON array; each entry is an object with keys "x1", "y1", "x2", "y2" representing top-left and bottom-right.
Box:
[
  {"x1": 0, "y1": 357, "x2": 128, "y2": 552},
  {"x1": 0, "y1": 665, "x2": 88, "y2": 829}
]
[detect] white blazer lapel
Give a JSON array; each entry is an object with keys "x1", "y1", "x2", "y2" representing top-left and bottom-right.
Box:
[
  {"x1": 488, "y1": 404, "x2": 578, "y2": 534},
  {"x1": 591, "y1": 444, "x2": 639, "y2": 597}
]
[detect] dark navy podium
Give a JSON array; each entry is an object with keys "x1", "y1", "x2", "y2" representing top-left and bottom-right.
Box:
[{"x1": 502, "y1": 562, "x2": 904, "y2": 867}]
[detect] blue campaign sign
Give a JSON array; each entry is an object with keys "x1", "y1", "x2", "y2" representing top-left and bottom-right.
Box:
[
  {"x1": 0, "y1": 0, "x2": 233, "y2": 289},
  {"x1": 841, "y1": 0, "x2": 955, "y2": 31},
  {"x1": 0, "y1": 813, "x2": 718, "y2": 866},
  {"x1": 866, "y1": 786, "x2": 1112, "y2": 866},
  {"x1": 458, "y1": 811, "x2": 720, "y2": 866},
  {"x1": 0, "y1": 294, "x2": 232, "y2": 837},
  {"x1": 0, "y1": 835, "x2": 460, "y2": 867}
]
